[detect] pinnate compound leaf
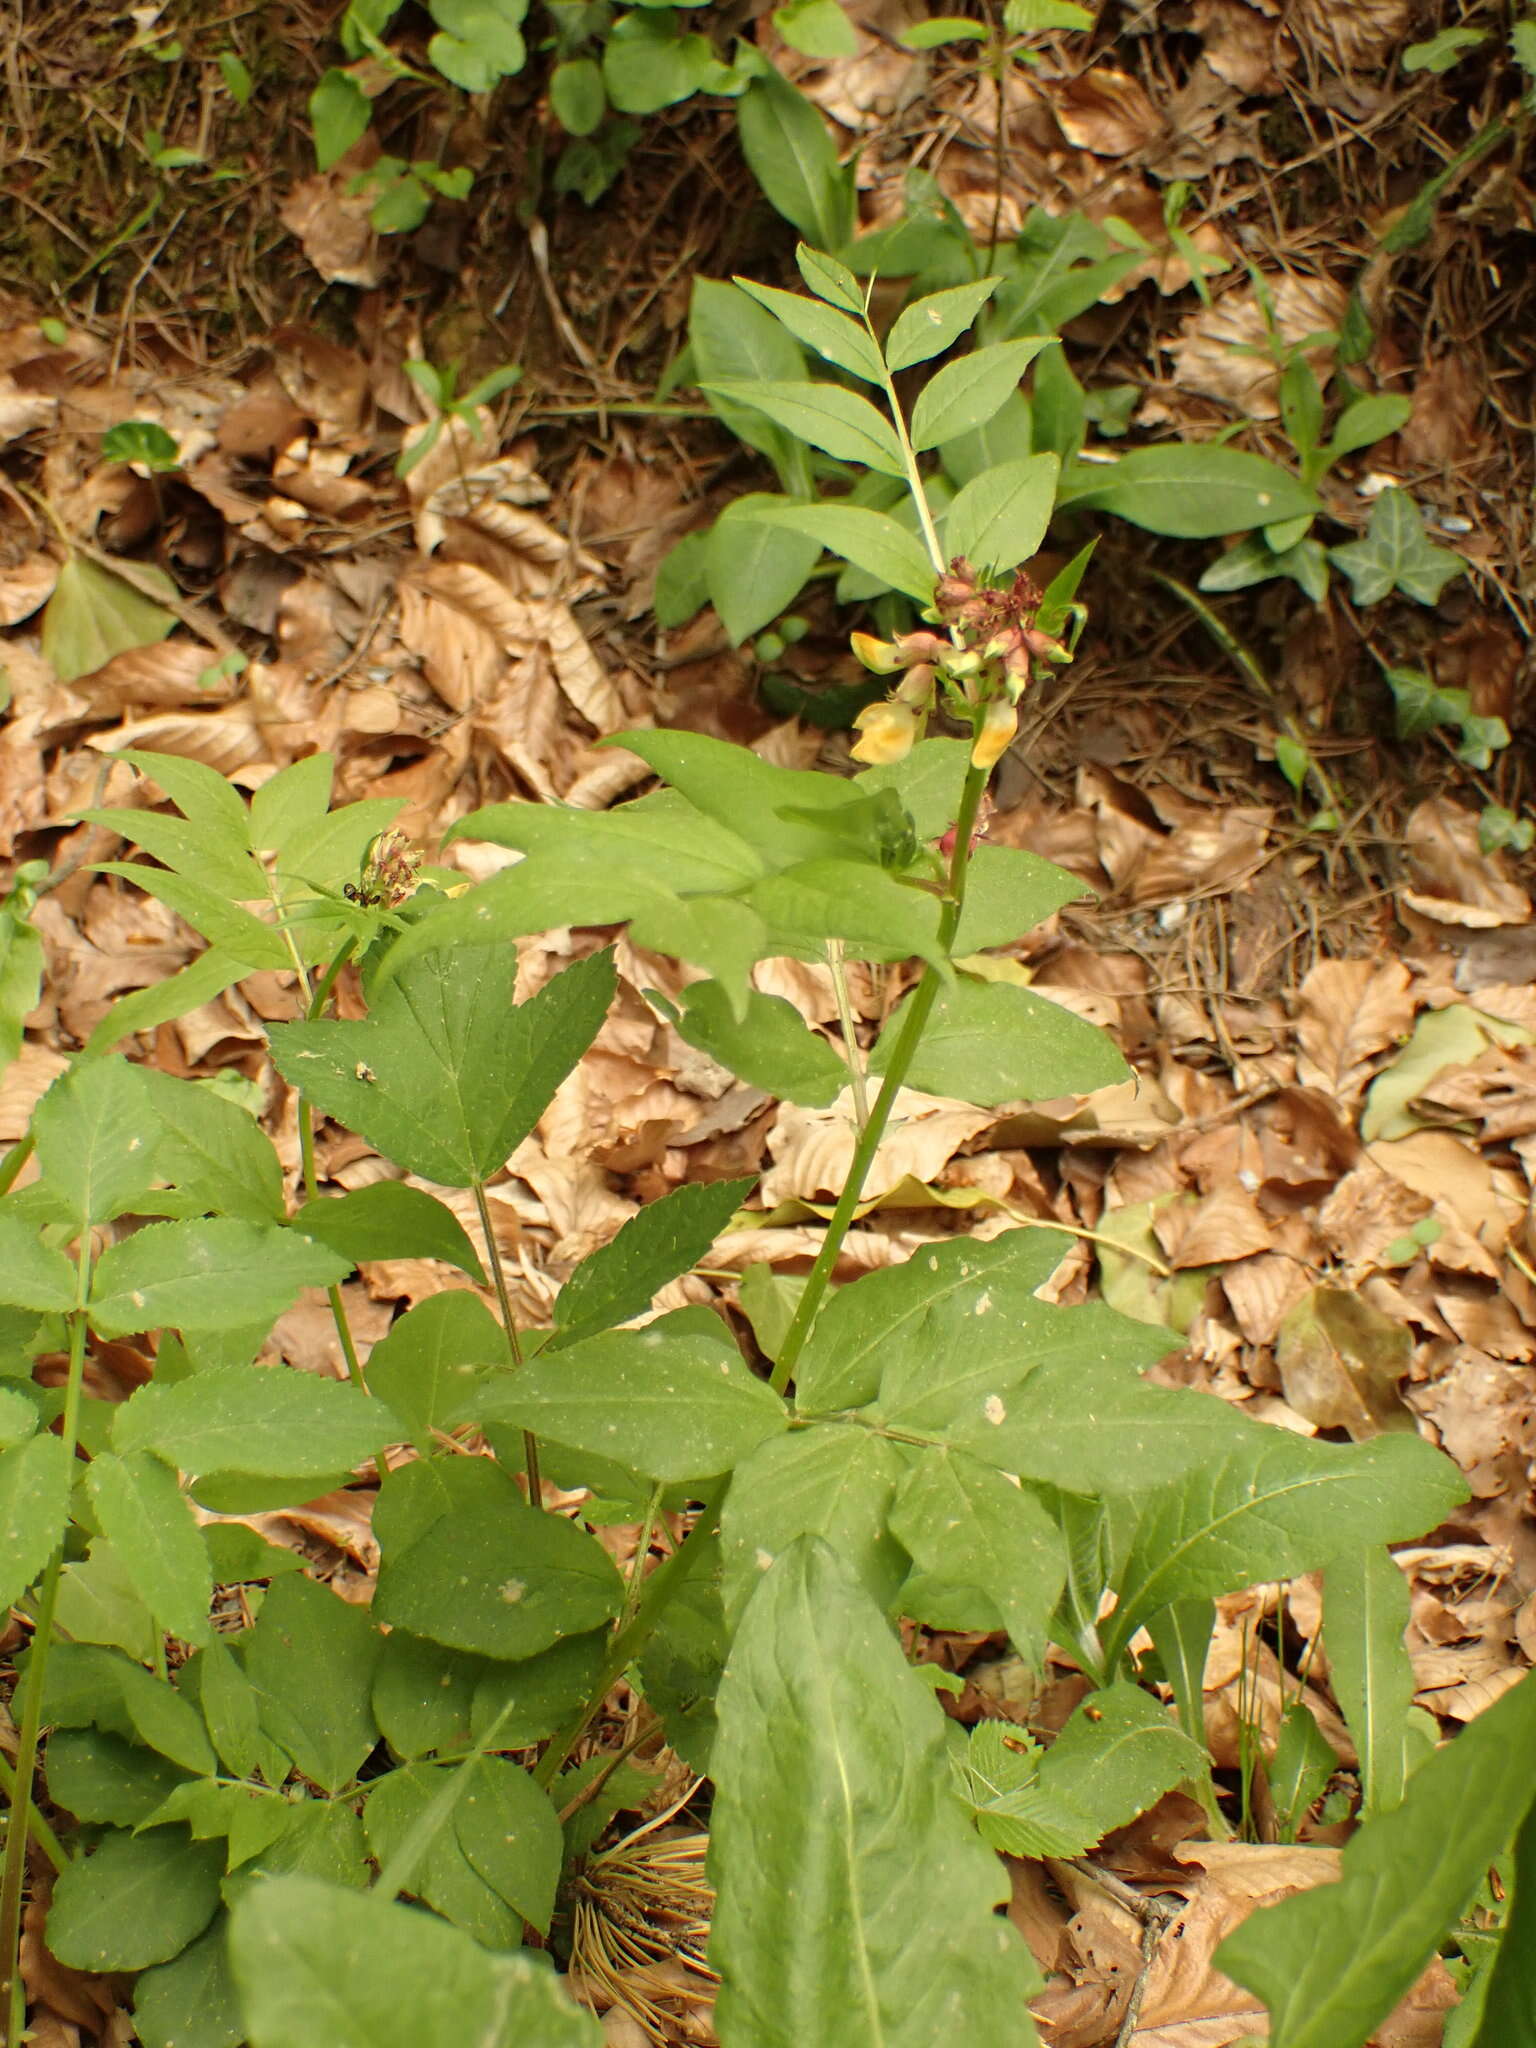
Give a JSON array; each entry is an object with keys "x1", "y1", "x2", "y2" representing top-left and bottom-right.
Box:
[
  {"x1": 1218, "y1": 1670, "x2": 1536, "y2": 2048},
  {"x1": 0, "y1": 1209, "x2": 76, "y2": 1313},
  {"x1": 701, "y1": 378, "x2": 905, "y2": 475},
  {"x1": 944, "y1": 453, "x2": 1060, "y2": 575},
  {"x1": 1324, "y1": 1546, "x2": 1415, "y2": 1816},
  {"x1": 890, "y1": 1446, "x2": 1065, "y2": 1660},
  {"x1": 871, "y1": 976, "x2": 1129, "y2": 1105},
  {"x1": 0, "y1": 1433, "x2": 72, "y2": 1608},
  {"x1": 269, "y1": 948, "x2": 614, "y2": 1188},
  {"x1": 673, "y1": 980, "x2": 849, "y2": 1107},
  {"x1": 795, "y1": 243, "x2": 863, "y2": 313},
  {"x1": 797, "y1": 1224, "x2": 1074, "y2": 1414},
  {"x1": 1057, "y1": 446, "x2": 1319, "y2": 536},
  {"x1": 87, "y1": 1451, "x2": 212, "y2": 1646},
  {"x1": 709, "y1": 1538, "x2": 1040, "y2": 2047},
  {"x1": 48, "y1": 1827, "x2": 224, "y2": 1971},
  {"x1": 690, "y1": 276, "x2": 811, "y2": 486},
  {"x1": 749, "y1": 501, "x2": 936, "y2": 603},
  {"x1": 552, "y1": 1178, "x2": 754, "y2": 1350},
  {"x1": 1328, "y1": 487, "x2": 1465, "y2": 606},
  {"x1": 744, "y1": 856, "x2": 947, "y2": 969},
  {"x1": 1104, "y1": 1432, "x2": 1467, "y2": 1661},
  {"x1": 88, "y1": 1219, "x2": 351, "y2": 1337},
  {"x1": 733, "y1": 279, "x2": 883, "y2": 382},
  {"x1": 140, "y1": 1068, "x2": 286, "y2": 1225},
  {"x1": 230, "y1": 1875, "x2": 601, "y2": 2048},
  {"x1": 293, "y1": 1182, "x2": 484, "y2": 1281},
  {"x1": 33, "y1": 1056, "x2": 158, "y2": 1229},
  {"x1": 479, "y1": 1326, "x2": 787, "y2": 1483},
  {"x1": 910, "y1": 339, "x2": 1055, "y2": 451},
  {"x1": 113, "y1": 1366, "x2": 398, "y2": 1481},
  {"x1": 41, "y1": 555, "x2": 176, "y2": 682},
  {"x1": 884, "y1": 277, "x2": 1002, "y2": 372}
]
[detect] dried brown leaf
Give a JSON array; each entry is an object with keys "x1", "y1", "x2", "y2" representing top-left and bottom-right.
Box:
[{"x1": 1295, "y1": 957, "x2": 1414, "y2": 1104}]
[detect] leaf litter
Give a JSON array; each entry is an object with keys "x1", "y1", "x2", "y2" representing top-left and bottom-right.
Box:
[{"x1": 3, "y1": 2, "x2": 1536, "y2": 2043}]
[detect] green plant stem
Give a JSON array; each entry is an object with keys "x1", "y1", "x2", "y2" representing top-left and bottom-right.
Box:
[
  {"x1": 291, "y1": 938, "x2": 366, "y2": 1389},
  {"x1": 0, "y1": 1759, "x2": 64, "y2": 1875},
  {"x1": 0, "y1": 1237, "x2": 91, "y2": 2046},
  {"x1": 535, "y1": 763, "x2": 993, "y2": 1791},
  {"x1": 824, "y1": 940, "x2": 870, "y2": 1133},
  {"x1": 471, "y1": 1179, "x2": 538, "y2": 1502},
  {"x1": 619, "y1": 1483, "x2": 666, "y2": 1632}
]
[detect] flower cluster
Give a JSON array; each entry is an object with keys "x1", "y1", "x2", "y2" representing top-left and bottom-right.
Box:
[
  {"x1": 343, "y1": 830, "x2": 421, "y2": 910},
  {"x1": 849, "y1": 557, "x2": 1070, "y2": 770}
]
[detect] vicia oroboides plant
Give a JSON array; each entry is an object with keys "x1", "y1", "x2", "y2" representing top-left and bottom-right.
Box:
[{"x1": 0, "y1": 245, "x2": 1531, "y2": 2048}]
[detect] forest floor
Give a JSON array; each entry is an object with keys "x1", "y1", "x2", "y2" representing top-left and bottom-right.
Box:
[{"x1": 2, "y1": 1, "x2": 1536, "y2": 2043}]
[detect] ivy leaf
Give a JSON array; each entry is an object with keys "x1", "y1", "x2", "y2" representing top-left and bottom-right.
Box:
[
  {"x1": 269, "y1": 948, "x2": 614, "y2": 1188},
  {"x1": 1329, "y1": 489, "x2": 1465, "y2": 605},
  {"x1": 41, "y1": 555, "x2": 176, "y2": 682}
]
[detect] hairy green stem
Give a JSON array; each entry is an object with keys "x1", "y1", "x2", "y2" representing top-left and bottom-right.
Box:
[
  {"x1": 824, "y1": 940, "x2": 870, "y2": 1133},
  {"x1": 0, "y1": 1236, "x2": 92, "y2": 2045},
  {"x1": 471, "y1": 1180, "x2": 539, "y2": 1502}
]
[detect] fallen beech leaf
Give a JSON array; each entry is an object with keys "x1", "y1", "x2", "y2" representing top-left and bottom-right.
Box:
[
  {"x1": 1053, "y1": 69, "x2": 1163, "y2": 157},
  {"x1": 1276, "y1": 1285, "x2": 1417, "y2": 1438},
  {"x1": 1295, "y1": 957, "x2": 1414, "y2": 1105}
]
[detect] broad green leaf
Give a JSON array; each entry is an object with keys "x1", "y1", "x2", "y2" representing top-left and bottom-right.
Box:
[
  {"x1": 196, "y1": 1637, "x2": 285, "y2": 1782},
  {"x1": 1324, "y1": 1546, "x2": 1414, "y2": 1816},
  {"x1": 1269, "y1": 1700, "x2": 1337, "y2": 1839},
  {"x1": 248, "y1": 752, "x2": 334, "y2": 856},
  {"x1": 871, "y1": 976, "x2": 1129, "y2": 1105},
  {"x1": 1470, "y1": 1792, "x2": 1536, "y2": 2045},
  {"x1": 797, "y1": 1224, "x2": 1074, "y2": 1414},
  {"x1": 364, "y1": 1762, "x2": 519, "y2": 1948},
  {"x1": 1329, "y1": 487, "x2": 1465, "y2": 605},
  {"x1": 796, "y1": 243, "x2": 863, "y2": 313},
  {"x1": 373, "y1": 1632, "x2": 483, "y2": 1758},
  {"x1": 141, "y1": 1068, "x2": 285, "y2": 1225},
  {"x1": 87, "y1": 1451, "x2": 212, "y2": 1646},
  {"x1": 243, "y1": 1573, "x2": 381, "y2": 1792},
  {"x1": 0, "y1": 1385, "x2": 37, "y2": 1448},
  {"x1": 478, "y1": 1325, "x2": 787, "y2": 1482},
  {"x1": 48, "y1": 1827, "x2": 224, "y2": 1971},
  {"x1": 736, "y1": 66, "x2": 855, "y2": 251},
  {"x1": 940, "y1": 389, "x2": 1034, "y2": 486},
  {"x1": 114, "y1": 1366, "x2": 398, "y2": 1480},
  {"x1": 910, "y1": 338, "x2": 1054, "y2": 451},
  {"x1": 450, "y1": 784, "x2": 763, "y2": 891},
  {"x1": 294, "y1": 1182, "x2": 484, "y2": 1282},
  {"x1": 710, "y1": 1538, "x2": 1039, "y2": 2045},
  {"x1": 653, "y1": 528, "x2": 710, "y2": 625},
  {"x1": 0, "y1": 1209, "x2": 76, "y2": 1312},
  {"x1": 269, "y1": 948, "x2": 614, "y2": 1188},
  {"x1": 890, "y1": 1446, "x2": 1064, "y2": 1660},
  {"x1": 83, "y1": 807, "x2": 266, "y2": 904},
  {"x1": 749, "y1": 501, "x2": 936, "y2": 603},
  {"x1": 469, "y1": 1633, "x2": 605, "y2": 1747},
  {"x1": 1218, "y1": 1671, "x2": 1536, "y2": 2048},
  {"x1": 42, "y1": 1643, "x2": 217, "y2": 1774},
  {"x1": 45, "y1": 1728, "x2": 190, "y2": 1827},
  {"x1": 1325, "y1": 392, "x2": 1412, "y2": 461},
  {"x1": 702, "y1": 377, "x2": 904, "y2": 475},
  {"x1": 230, "y1": 1875, "x2": 601, "y2": 2048},
  {"x1": 0, "y1": 1433, "x2": 71, "y2": 1608},
  {"x1": 309, "y1": 67, "x2": 371, "y2": 168},
  {"x1": 552, "y1": 1178, "x2": 754, "y2": 1350},
  {"x1": 963, "y1": 1682, "x2": 1205, "y2": 1857},
  {"x1": 274, "y1": 795, "x2": 405, "y2": 897},
  {"x1": 120, "y1": 749, "x2": 251, "y2": 848},
  {"x1": 704, "y1": 495, "x2": 824, "y2": 643},
  {"x1": 949, "y1": 842, "x2": 1091, "y2": 952},
  {"x1": 41, "y1": 555, "x2": 176, "y2": 682},
  {"x1": 743, "y1": 856, "x2": 947, "y2": 969},
  {"x1": 550, "y1": 53, "x2": 605, "y2": 132},
  {"x1": 944, "y1": 453, "x2": 1059, "y2": 574},
  {"x1": 1031, "y1": 344, "x2": 1087, "y2": 462},
  {"x1": 637, "y1": 1562, "x2": 726, "y2": 1772},
  {"x1": 55, "y1": 1546, "x2": 160, "y2": 1662},
  {"x1": 365, "y1": 1290, "x2": 511, "y2": 1440},
  {"x1": 673, "y1": 980, "x2": 849, "y2": 1107},
  {"x1": 720, "y1": 1425, "x2": 909, "y2": 1624},
  {"x1": 599, "y1": 730, "x2": 870, "y2": 867},
  {"x1": 884, "y1": 277, "x2": 1002, "y2": 372},
  {"x1": 455, "y1": 1754, "x2": 563, "y2": 1933},
  {"x1": 1104, "y1": 1432, "x2": 1468, "y2": 1661},
  {"x1": 85, "y1": 947, "x2": 256, "y2": 1058},
  {"x1": 774, "y1": 0, "x2": 858, "y2": 55},
  {"x1": 33, "y1": 1056, "x2": 157, "y2": 1228},
  {"x1": 734, "y1": 279, "x2": 883, "y2": 381},
  {"x1": 600, "y1": 10, "x2": 719, "y2": 111},
  {"x1": 89, "y1": 1218, "x2": 350, "y2": 1337},
  {"x1": 375, "y1": 1461, "x2": 622, "y2": 1659},
  {"x1": 1057, "y1": 447, "x2": 1319, "y2": 536},
  {"x1": 133, "y1": 1919, "x2": 243, "y2": 2048},
  {"x1": 690, "y1": 275, "x2": 811, "y2": 488}
]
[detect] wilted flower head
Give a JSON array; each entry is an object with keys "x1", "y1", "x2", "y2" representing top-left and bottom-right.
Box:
[
  {"x1": 345, "y1": 830, "x2": 420, "y2": 910},
  {"x1": 850, "y1": 699, "x2": 921, "y2": 764},
  {"x1": 934, "y1": 557, "x2": 1068, "y2": 685}
]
